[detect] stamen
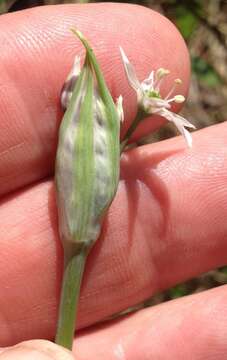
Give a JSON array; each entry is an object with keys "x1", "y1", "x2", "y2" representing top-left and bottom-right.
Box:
[
  {"x1": 154, "y1": 68, "x2": 170, "y2": 90},
  {"x1": 119, "y1": 46, "x2": 140, "y2": 91},
  {"x1": 156, "y1": 68, "x2": 170, "y2": 80},
  {"x1": 165, "y1": 78, "x2": 183, "y2": 100},
  {"x1": 166, "y1": 95, "x2": 185, "y2": 104},
  {"x1": 166, "y1": 97, "x2": 176, "y2": 103},
  {"x1": 174, "y1": 95, "x2": 185, "y2": 103}
]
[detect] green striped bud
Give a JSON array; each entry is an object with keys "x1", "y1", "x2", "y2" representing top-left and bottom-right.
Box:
[{"x1": 55, "y1": 31, "x2": 121, "y2": 259}]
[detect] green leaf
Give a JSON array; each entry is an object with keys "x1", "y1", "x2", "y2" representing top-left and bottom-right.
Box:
[
  {"x1": 169, "y1": 284, "x2": 188, "y2": 299},
  {"x1": 192, "y1": 56, "x2": 221, "y2": 87},
  {"x1": 174, "y1": 5, "x2": 198, "y2": 39},
  {"x1": 0, "y1": 0, "x2": 17, "y2": 14}
]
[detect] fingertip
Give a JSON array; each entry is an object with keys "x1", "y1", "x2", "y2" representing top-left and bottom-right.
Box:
[
  {"x1": 0, "y1": 3, "x2": 190, "y2": 195},
  {"x1": 0, "y1": 340, "x2": 74, "y2": 359}
]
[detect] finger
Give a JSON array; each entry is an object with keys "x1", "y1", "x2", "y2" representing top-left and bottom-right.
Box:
[
  {"x1": 0, "y1": 3, "x2": 190, "y2": 196},
  {"x1": 74, "y1": 285, "x2": 227, "y2": 360},
  {"x1": 0, "y1": 121, "x2": 226, "y2": 345},
  {"x1": 0, "y1": 340, "x2": 73, "y2": 359}
]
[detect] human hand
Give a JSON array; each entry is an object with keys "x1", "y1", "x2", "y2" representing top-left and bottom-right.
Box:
[
  {"x1": 0, "y1": 3, "x2": 227, "y2": 359},
  {"x1": 0, "y1": 340, "x2": 73, "y2": 359}
]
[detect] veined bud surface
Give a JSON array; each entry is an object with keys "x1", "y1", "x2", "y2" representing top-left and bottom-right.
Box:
[{"x1": 55, "y1": 31, "x2": 121, "y2": 257}]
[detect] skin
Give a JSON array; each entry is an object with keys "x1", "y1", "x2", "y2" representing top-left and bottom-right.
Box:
[{"x1": 0, "y1": 3, "x2": 226, "y2": 359}]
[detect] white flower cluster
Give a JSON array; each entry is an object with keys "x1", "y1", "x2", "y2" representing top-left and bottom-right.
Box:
[{"x1": 120, "y1": 47, "x2": 195, "y2": 147}]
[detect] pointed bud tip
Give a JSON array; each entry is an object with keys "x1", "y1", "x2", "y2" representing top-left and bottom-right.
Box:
[
  {"x1": 70, "y1": 29, "x2": 92, "y2": 56},
  {"x1": 71, "y1": 28, "x2": 83, "y2": 39}
]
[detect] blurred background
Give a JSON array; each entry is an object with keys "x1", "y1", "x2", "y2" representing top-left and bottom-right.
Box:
[{"x1": 1, "y1": 0, "x2": 227, "y2": 307}]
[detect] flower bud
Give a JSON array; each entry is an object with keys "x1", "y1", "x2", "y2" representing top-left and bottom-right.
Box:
[{"x1": 55, "y1": 31, "x2": 121, "y2": 258}]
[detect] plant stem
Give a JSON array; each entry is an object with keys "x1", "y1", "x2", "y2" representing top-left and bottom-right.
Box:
[
  {"x1": 120, "y1": 109, "x2": 145, "y2": 154},
  {"x1": 55, "y1": 250, "x2": 87, "y2": 350}
]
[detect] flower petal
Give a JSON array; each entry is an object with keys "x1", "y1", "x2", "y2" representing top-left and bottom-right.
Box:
[
  {"x1": 141, "y1": 71, "x2": 154, "y2": 91},
  {"x1": 172, "y1": 112, "x2": 196, "y2": 129},
  {"x1": 119, "y1": 47, "x2": 140, "y2": 91},
  {"x1": 158, "y1": 108, "x2": 194, "y2": 147},
  {"x1": 160, "y1": 109, "x2": 195, "y2": 129},
  {"x1": 143, "y1": 97, "x2": 171, "y2": 111},
  {"x1": 181, "y1": 126, "x2": 193, "y2": 148}
]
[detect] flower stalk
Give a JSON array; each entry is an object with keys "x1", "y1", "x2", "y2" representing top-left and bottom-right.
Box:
[
  {"x1": 120, "y1": 108, "x2": 146, "y2": 153},
  {"x1": 55, "y1": 251, "x2": 87, "y2": 349}
]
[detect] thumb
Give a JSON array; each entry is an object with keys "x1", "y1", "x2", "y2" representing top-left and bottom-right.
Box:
[{"x1": 0, "y1": 340, "x2": 74, "y2": 359}]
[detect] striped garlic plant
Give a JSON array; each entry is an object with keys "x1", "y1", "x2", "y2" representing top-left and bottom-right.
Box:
[{"x1": 54, "y1": 28, "x2": 195, "y2": 352}]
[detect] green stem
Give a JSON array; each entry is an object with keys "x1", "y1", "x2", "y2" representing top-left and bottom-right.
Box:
[
  {"x1": 120, "y1": 109, "x2": 146, "y2": 154},
  {"x1": 55, "y1": 251, "x2": 87, "y2": 350}
]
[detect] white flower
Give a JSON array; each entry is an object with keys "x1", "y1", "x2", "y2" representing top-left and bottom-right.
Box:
[{"x1": 120, "y1": 47, "x2": 195, "y2": 147}]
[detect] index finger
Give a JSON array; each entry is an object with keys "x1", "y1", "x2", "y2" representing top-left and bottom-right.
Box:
[{"x1": 0, "y1": 3, "x2": 190, "y2": 196}]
